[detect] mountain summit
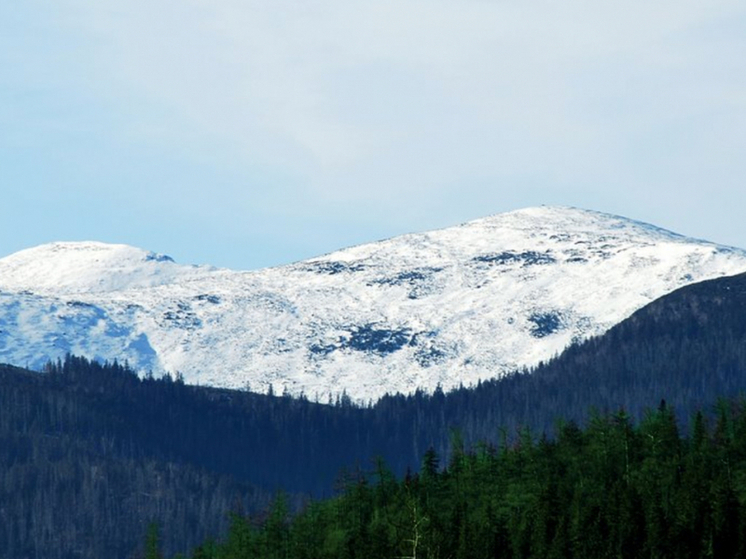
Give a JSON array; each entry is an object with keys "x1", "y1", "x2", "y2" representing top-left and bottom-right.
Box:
[{"x1": 2, "y1": 206, "x2": 745, "y2": 401}]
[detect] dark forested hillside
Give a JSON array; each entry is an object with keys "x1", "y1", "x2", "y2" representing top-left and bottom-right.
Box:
[
  {"x1": 456, "y1": 269, "x2": 746, "y2": 439},
  {"x1": 0, "y1": 361, "x2": 279, "y2": 559},
  {"x1": 172, "y1": 402, "x2": 746, "y2": 559},
  {"x1": 4, "y1": 272, "x2": 746, "y2": 558}
]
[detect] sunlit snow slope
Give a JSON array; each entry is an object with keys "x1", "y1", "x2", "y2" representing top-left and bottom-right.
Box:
[{"x1": 2, "y1": 207, "x2": 746, "y2": 401}]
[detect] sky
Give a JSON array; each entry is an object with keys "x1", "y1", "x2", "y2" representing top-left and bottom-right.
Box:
[{"x1": 2, "y1": 0, "x2": 745, "y2": 271}]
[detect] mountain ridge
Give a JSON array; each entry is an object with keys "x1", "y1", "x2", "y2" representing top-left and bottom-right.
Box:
[{"x1": 2, "y1": 206, "x2": 746, "y2": 401}]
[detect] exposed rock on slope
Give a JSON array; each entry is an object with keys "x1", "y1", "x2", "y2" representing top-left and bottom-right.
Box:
[{"x1": 2, "y1": 206, "x2": 745, "y2": 401}]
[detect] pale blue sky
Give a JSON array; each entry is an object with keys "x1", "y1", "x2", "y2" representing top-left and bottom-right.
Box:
[{"x1": 2, "y1": 0, "x2": 745, "y2": 270}]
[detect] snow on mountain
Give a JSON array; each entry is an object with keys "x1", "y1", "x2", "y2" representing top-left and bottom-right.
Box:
[
  {"x1": 2, "y1": 206, "x2": 746, "y2": 402},
  {"x1": 0, "y1": 242, "x2": 206, "y2": 293}
]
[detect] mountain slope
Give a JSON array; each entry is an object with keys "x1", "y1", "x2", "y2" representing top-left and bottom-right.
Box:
[{"x1": 2, "y1": 206, "x2": 746, "y2": 401}]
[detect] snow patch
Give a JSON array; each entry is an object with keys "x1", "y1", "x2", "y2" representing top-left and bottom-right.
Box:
[{"x1": 1, "y1": 206, "x2": 746, "y2": 401}]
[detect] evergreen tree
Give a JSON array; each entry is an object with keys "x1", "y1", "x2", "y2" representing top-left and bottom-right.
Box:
[{"x1": 144, "y1": 523, "x2": 163, "y2": 559}]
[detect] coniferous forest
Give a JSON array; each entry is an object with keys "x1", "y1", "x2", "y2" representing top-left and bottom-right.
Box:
[
  {"x1": 3, "y1": 273, "x2": 746, "y2": 557},
  {"x1": 157, "y1": 402, "x2": 746, "y2": 559}
]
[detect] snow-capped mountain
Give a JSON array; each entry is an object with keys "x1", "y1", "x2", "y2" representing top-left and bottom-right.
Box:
[{"x1": 2, "y1": 206, "x2": 746, "y2": 402}]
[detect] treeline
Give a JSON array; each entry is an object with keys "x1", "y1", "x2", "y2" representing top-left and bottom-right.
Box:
[
  {"x1": 434, "y1": 270, "x2": 746, "y2": 445},
  {"x1": 0, "y1": 360, "x2": 278, "y2": 559},
  {"x1": 157, "y1": 401, "x2": 746, "y2": 559},
  {"x1": 5, "y1": 272, "x2": 746, "y2": 557}
]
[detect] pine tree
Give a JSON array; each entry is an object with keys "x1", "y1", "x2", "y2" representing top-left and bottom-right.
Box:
[{"x1": 144, "y1": 523, "x2": 163, "y2": 559}]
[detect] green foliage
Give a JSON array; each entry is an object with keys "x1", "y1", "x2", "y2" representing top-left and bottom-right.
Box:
[
  {"x1": 172, "y1": 403, "x2": 746, "y2": 559},
  {"x1": 14, "y1": 264, "x2": 746, "y2": 559},
  {"x1": 145, "y1": 523, "x2": 164, "y2": 559}
]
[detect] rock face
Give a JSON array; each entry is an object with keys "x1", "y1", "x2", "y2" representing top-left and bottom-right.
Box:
[{"x1": 2, "y1": 206, "x2": 746, "y2": 401}]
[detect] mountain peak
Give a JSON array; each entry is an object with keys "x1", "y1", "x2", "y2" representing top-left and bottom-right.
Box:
[
  {"x1": 0, "y1": 241, "x2": 187, "y2": 294},
  {"x1": 2, "y1": 209, "x2": 746, "y2": 401},
  {"x1": 466, "y1": 206, "x2": 688, "y2": 242},
  {"x1": 315, "y1": 206, "x2": 715, "y2": 273}
]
